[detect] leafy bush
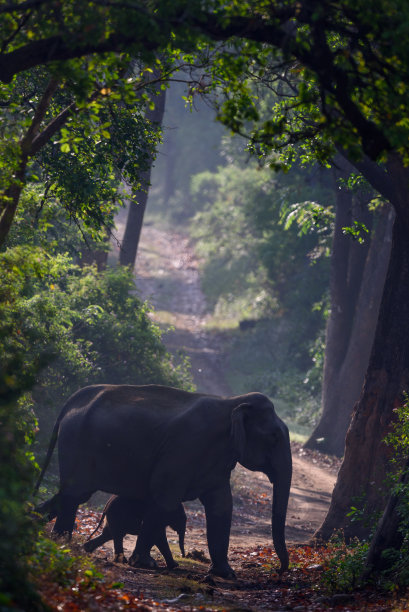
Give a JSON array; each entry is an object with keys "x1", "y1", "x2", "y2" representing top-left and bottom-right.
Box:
[
  {"x1": 320, "y1": 535, "x2": 369, "y2": 594},
  {"x1": 379, "y1": 396, "x2": 409, "y2": 585},
  {"x1": 0, "y1": 393, "x2": 44, "y2": 611},
  {"x1": 28, "y1": 536, "x2": 102, "y2": 588},
  {"x1": 0, "y1": 246, "x2": 192, "y2": 456}
]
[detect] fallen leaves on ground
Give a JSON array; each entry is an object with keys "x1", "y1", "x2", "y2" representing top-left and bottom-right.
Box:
[{"x1": 36, "y1": 521, "x2": 409, "y2": 611}]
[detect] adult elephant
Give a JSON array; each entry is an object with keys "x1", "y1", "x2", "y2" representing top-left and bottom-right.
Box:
[{"x1": 35, "y1": 384, "x2": 292, "y2": 578}]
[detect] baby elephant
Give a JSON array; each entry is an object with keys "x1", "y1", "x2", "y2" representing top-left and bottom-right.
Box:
[{"x1": 83, "y1": 495, "x2": 186, "y2": 567}]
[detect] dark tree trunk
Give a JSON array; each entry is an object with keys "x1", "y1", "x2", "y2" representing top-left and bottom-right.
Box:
[
  {"x1": 305, "y1": 162, "x2": 392, "y2": 456},
  {"x1": 314, "y1": 184, "x2": 409, "y2": 540},
  {"x1": 119, "y1": 82, "x2": 166, "y2": 268},
  {"x1": 326, "y1": 207, "x2": 394, "y2": 452}
]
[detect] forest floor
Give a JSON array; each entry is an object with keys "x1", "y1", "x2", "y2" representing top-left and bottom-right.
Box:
[{"x1": 50, "y1": 224, "x2": 408, "y2": 610}]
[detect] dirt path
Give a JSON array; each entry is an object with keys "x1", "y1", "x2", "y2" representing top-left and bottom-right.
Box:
[
  {"x1": 134, "y1": 223, "x2": 232, "y2": 396},
  {"x1": 92, "y1": 222, "x2": 341, "y2": 609}
]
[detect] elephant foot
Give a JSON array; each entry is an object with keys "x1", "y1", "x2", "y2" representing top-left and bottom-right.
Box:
[
  {"x1": 128, "y1": 552, "x2": 158, "y2": 569},
  {"x1": 51, "y1": 528, "x2": 71, "y2": 541},
  {"x1": 208, "y1": 563, "x2": 236, "y2": 580},
  {"x1": 165, "y1": 560, "x2": 179, "y2": 570},
  {"x1": 114, "y1": 553, "x2": 128, "y2": 564}
]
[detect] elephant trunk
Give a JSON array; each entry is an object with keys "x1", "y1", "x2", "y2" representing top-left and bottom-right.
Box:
[
  {"x1": 271, "y1": 453, "x2": 292, "y2": 573},
  {"x1": 178, "y1": 529, "x2": 185, "y2": 557}
]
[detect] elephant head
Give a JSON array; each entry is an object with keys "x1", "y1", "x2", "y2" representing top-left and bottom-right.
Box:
[{"x1": 231, "y1": 394, "x2": 292, "y2": 573}]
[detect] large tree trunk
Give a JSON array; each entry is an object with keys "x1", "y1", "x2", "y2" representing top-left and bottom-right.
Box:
[
  {"x1": 305, "y1": 202, "x2": 393, "y2": 456},
  {"x1": 305, "y1": 160, "x2": 393, "y2": 456},
  {"x1": 314, "y1": 190, "x2": 409, "y2": 540},
  {"x1": 119, "y1": 81, "x2": 166, "y2": 268}
]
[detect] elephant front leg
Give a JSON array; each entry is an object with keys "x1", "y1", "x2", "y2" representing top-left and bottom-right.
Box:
[
  {"x1": 52, "y1": 494, "x2": 80, "y2": 538},
  {"x1": 200, "y1": 483, "x2": 235, "y2": 579}
]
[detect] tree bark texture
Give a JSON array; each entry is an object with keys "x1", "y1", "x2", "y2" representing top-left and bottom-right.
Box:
[
  {"x1": 315, "y1": 190, "x2": 409, "y2": 540},
  {"x1": 119, "y1": 83, "x2": 166, "y2": 268},
  {"x1": 305, "y1": 163, "x2": 392, "y2": 456}
]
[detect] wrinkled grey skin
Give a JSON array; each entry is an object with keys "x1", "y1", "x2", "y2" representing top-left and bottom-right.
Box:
[
  {"x1": 83, "y1": 495, "x2": 186, "y2": 567},
  {"x1": 35, "y1": 384, "x2": 292, "y2": 578}
]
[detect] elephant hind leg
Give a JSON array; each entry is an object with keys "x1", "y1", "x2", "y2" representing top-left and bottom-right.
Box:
[
  {"x1": 83, "y1": 528, "x2": 111, "y2": 553},
  {"x1": 155, "y1": 527, "x2": 178, "y2": 569},
  {"x1": 112, "y1": 531, "x2": 127, "y2": 563},
  {"x1": 52, "y1": 492, "x2": 91, "y2": 538}
]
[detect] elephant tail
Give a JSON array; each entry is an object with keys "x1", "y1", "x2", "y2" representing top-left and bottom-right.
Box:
[
  {"x1": 86, "y1": 495, "x2": 114, "y2": 541},
  {"x1": 86, "y1": 511, "x2": 106, "y2": 541}
]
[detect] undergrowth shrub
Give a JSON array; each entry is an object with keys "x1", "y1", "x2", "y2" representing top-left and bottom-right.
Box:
[
  {"x1": 28, "y1": 536, "x2": 102, "y2": 588},
  {"x1": 0, "y1": 393, "x2": 43, "y2": 611},
  {"x1": 380, "y1": 395, "x2": 409, "y2": 585},
  {"x1": 320, "y1": 535, "x2": 369, "y2": 594},
  {"x1": 321, "y1": 396, "x2": 409, "y2": 593}
]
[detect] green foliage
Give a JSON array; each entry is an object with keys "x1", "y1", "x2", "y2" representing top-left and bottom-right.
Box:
[
  {"x1": 0, "y1": 62, "x2": 162, "y2": 247},
  {"x1": 28, "y1": 536, "x2": 102, "y2": 588},
  {"x1": 321, "y1": 535, "x2": 370, "y2": 594},
  {"x1": 191, "y1": 162, "x2": 332, "y2": 317},
  {"x1": 0, "y1": 245, "x2": 192, "y2": 460},
  {"x1": 378, "y1": 395, "x2": 409, "y2": 585},
  {"x1": 204, "y1": 2, "x2": 409, "y2": 169},
  {"x1": 188, "y1": 161, "x2": 331, "y2": 423},
  {"x1": 342, "y1": 220, "x2": 370, "y2": 244},
  {"x1": 346, "y1": 492, "x2": 374, "y2": 527},
  {"x1": 320, "y1": 399, "x2": 409, "y2": 593},
  {"x1": 0, "y1": 386, "x2": 43, "y2": 610},
  {"x1": 5, "y1": 184, "x2": 105, "y2": 257},
  {"x1": 3, "y1": 1, "x2": 409, "y2": 176}
]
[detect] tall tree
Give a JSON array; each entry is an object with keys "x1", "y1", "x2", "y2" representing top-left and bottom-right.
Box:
[
  {"x1": 120, "y1": 74, "x2": 166, "y2": 267},
  {"x1": 305, "y1": 159, "x2": 393, "y2": 456}
]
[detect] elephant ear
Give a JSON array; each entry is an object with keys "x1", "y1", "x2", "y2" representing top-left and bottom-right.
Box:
[{"x1": 231, "y1": 403, "x2": 251, "y2": 460}]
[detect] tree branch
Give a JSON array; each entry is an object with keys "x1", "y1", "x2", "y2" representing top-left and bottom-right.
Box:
[
  {"x1": 29, "y1": 100, "x2": 76, "y2": 156},
  {"x1": 21, "y1": 76, "x2": 60, "y2": 153},
  {"x1": 0, "y1": 32, "x2": 156, "y2": 83}
]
